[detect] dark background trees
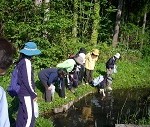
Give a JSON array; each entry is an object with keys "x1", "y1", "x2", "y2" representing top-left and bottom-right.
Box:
[{"x1": 0, "y1": 0, "x2": 150, "y2": 65}]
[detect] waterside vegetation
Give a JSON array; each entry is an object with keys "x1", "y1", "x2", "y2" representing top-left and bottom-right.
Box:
[{"x1": 0, "y1": 44, "x2": 150, "y2": 126}]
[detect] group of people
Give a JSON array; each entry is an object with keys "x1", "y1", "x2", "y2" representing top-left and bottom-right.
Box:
[
  {"x1": 38, "y1": 46, "x2": 121, "y2": 101},
  {"x1": 0, "y1": 38, "x2": 120, "y2": 127},
  {"x1": 38, "y1": 48, "x2": 101, "y2": 102}
]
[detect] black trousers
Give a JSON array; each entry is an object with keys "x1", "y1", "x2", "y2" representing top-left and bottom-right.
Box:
[
  {"x1": 58, "y1": 78, "x2": 66, "y2": 98},
  {"x1": 77, "y1": 65, "x2": 85, "y2": 84}
]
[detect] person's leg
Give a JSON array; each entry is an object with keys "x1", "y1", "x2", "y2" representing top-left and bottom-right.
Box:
[
  {"x1": 58, "y1": 78, "x2": 66, "y2": 98},
  {"x1": 106, "y1": 68, "x2": 113, "y2": 76},
  {"x1": 88, "y1": 70, "x2": 93, "y2": 83},
  {"x1": 84, "y1": 69, "x2": 90, "y2": 84},
  {"x1": 16, "y1": 96, "x2": 35, "y2": 127},
  {"x1": 66, "y1": 74, "x2": 72, "y2": 90},
  {"x1": 72, "y1": 72, "x2": 79, "y2": 88},
  {"x1": 78, "y1": 65, "x2": 85, "y2": 84},
  {"x1": 42, "y1": 83, "x2": 52, "y2": 102}
]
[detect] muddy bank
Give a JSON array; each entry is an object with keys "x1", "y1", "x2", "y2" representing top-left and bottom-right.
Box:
[{"x1": 52, "y1": 91, "x2": 95, "y2": 113}]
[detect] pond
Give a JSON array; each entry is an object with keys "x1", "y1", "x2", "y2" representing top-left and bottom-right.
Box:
[{"x1": 51, "y1": 88, "x2": 150, "y2": 127}]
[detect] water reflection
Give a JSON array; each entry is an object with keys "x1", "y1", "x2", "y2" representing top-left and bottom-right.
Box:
[{"x1": 52, "y1": 88, "x2": 150, "y2": 127}]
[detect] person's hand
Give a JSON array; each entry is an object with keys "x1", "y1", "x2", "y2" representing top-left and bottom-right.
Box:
[
  {"x1": 48, "y1": 85, "x2": 53, "y2": 90},
  {"x1": 33, "y1": 97, "x2": 38, "y2": 101}
]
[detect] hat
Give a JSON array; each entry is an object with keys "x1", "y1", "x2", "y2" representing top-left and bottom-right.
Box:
[
  {"x1": 79, "y1": 53, "x2": 85, "y2": 59},
  {"x1": 79, "y1": 53, "x2": 85, "y2": 63},
  {"x1": 92, "y1": 49, "x2": 99, "y2": 56},
  {"x1": 19, "y1": 42, "x2": 41, "y2": 56},
  {"x1": 114, "y1": 53, "x2": 120, "y2": 59},
  {"x1": 74, "y1": 56, "x2": 84, "y2": 65}
]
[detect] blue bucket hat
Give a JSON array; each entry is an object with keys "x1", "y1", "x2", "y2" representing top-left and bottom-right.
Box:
[{"x1": 19, "y1": 42, "x2": 41, "y2": 56}]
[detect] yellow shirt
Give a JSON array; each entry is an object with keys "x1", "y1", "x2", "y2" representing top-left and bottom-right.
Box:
[{"x1": 85, "y1": 53, "x2": 98, "y2": 70}]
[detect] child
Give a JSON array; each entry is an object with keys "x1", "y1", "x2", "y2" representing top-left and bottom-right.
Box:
[
  {"x1": 0, "y1": 38, "x2": 15, "y2": 127},
  {"x1": 38, "y1": 68, "x2": 67, "y2": 102},
  {"x1": 57, "y1": 56, "x2": 83, "y2": 91},
  {"x1": 90, "y1": 75, "x2": 113, "y2": 96},
  {"x1": 106, "y1": 53, "x2": 121, "y2": 76},
  {"x1": 15, "y1": 42, "x2": 41, "y2": 127}
]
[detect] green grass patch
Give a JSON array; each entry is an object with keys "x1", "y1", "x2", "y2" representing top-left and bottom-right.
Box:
[{"x1": 0, "y1": 51, "x2": 150, "y2": 126}]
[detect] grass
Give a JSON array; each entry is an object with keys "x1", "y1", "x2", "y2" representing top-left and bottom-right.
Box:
[{"x1": 0, "y1": 55, "x2": 150, "y2": 126}]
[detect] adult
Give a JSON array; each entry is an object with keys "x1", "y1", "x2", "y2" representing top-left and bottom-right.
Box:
[
  {"x1": 57, "y1": 56, "x2": 83, "y2": 73},
  {"x1": 84, "y1": 49, "x2": 99, "y2": 84},
  {"x1": 38, "y1": 68, "x2": 67, "y2": 102},
  {"x1": 106, "y1": 53, "x2": 121, "y2": 76},
  {"x1": 0, "y1": 38, "x2": 15, "y2": 127},
  {"x1": 16, "y1": 42, "x2": 41, "y2": 127},
  {"x1": 56, "y1": 56, "x2": 83, "y2": 91},
  {"x1": 75, "y1": 48, "x2": 87, "y2": 84}
]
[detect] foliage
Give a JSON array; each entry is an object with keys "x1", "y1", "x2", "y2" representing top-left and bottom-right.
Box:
[
  {"x1": 0, "y1": 46, "x2": 150, "y2": 126},
  {"x1": 138, "y1": 117, "x2": 150, "y2": 125},
  {"x1": 35, "y1": 117, "x2": 53, "y2": 127},
  {"x1": 119, "y1": 22, "x2": 150, "y2": 51},
  {"x1": 141, "y1": 40, "x2": 150, "y2": 59},
  {"x1": 0, "y1": 0, "x2": 150, "y2": 126}
]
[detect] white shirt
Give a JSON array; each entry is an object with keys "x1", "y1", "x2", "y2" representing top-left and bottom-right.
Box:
[{"x1": 0, "y1": 86, "x2": 10, "y2": 127}]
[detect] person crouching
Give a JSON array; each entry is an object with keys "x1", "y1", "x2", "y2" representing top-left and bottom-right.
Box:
[
  {"x1": 90, "y1": 75, "x2": 113, "y2": 97},
  {"x1": 38, "y1": 68, "x2": 67, "y2": 102}
]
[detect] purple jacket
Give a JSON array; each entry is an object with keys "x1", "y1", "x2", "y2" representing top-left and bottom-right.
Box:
[{"x1": 17, "y1": 58, "x2": 37, "y2": 99}]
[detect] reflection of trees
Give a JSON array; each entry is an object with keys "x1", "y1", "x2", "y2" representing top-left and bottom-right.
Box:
[
  {"x1": 116, "y1": 90, "x2": 150, "y2": 124},
  {"x1": 91, "y1": 89, "x2": 150, "y2": 126},
  {"x1": 52, "y1": 89, "x2": 150, "y2": 126}
]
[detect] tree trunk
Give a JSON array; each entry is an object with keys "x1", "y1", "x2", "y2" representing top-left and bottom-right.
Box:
[
  {"x1": 72, "y1": 0, "x2": 78, "y2": 43},
  {"x1": 90, "y1": 0, "x2": 100, "y2": 45},
  {"x1": 112, "y1": 0, "x2": 123, "y2": 48},
  {"x1": 140, "y1": 12, "x2": 147, "y2": 50},
  {"x1": 43, "y1": 0, "x2": 50, "y2": 39}
]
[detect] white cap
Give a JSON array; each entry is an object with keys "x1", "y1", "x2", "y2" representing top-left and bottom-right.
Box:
[
  {"x1": 79, "y1": 53, "x2": 85, "y2": 63},
  {"x1": 114, "y1": 53, "x2": 120, "y2": 59}
]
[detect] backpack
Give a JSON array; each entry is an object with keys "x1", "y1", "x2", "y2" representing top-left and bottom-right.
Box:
[{"x1": 7, "y1": 65, "x2": 20, "y2": 97}]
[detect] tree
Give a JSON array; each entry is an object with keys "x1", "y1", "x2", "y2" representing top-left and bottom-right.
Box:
[
  {"x1": 112, "y1": 0, "x2": 123, "y2": 47},
  {"x1": 140, "y1": 0, "x2": 150, "y2": 50},
  {"x1": 72, "y1": 0, "x2": 78, "y2": 43},
  {"x1": 90, "y1": 0, "x2": 100, "y2": 45}
]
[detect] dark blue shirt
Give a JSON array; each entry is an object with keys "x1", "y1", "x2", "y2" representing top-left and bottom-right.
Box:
[
  {"x1": 106, "y1": 56, "x2": 117, "y2": 69},
  {"x1": 38, "y1": 68, "x2": 59, "y2": 86}
]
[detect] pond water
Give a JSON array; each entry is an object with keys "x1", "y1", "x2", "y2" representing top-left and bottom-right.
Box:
[{"x1": 51, "y1": 88, "x2": 150, "y2": 127}]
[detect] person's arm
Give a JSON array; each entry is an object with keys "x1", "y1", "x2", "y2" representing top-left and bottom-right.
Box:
[{"x1": 47, "y1": 72, "x2": 58, "y2": 86}]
